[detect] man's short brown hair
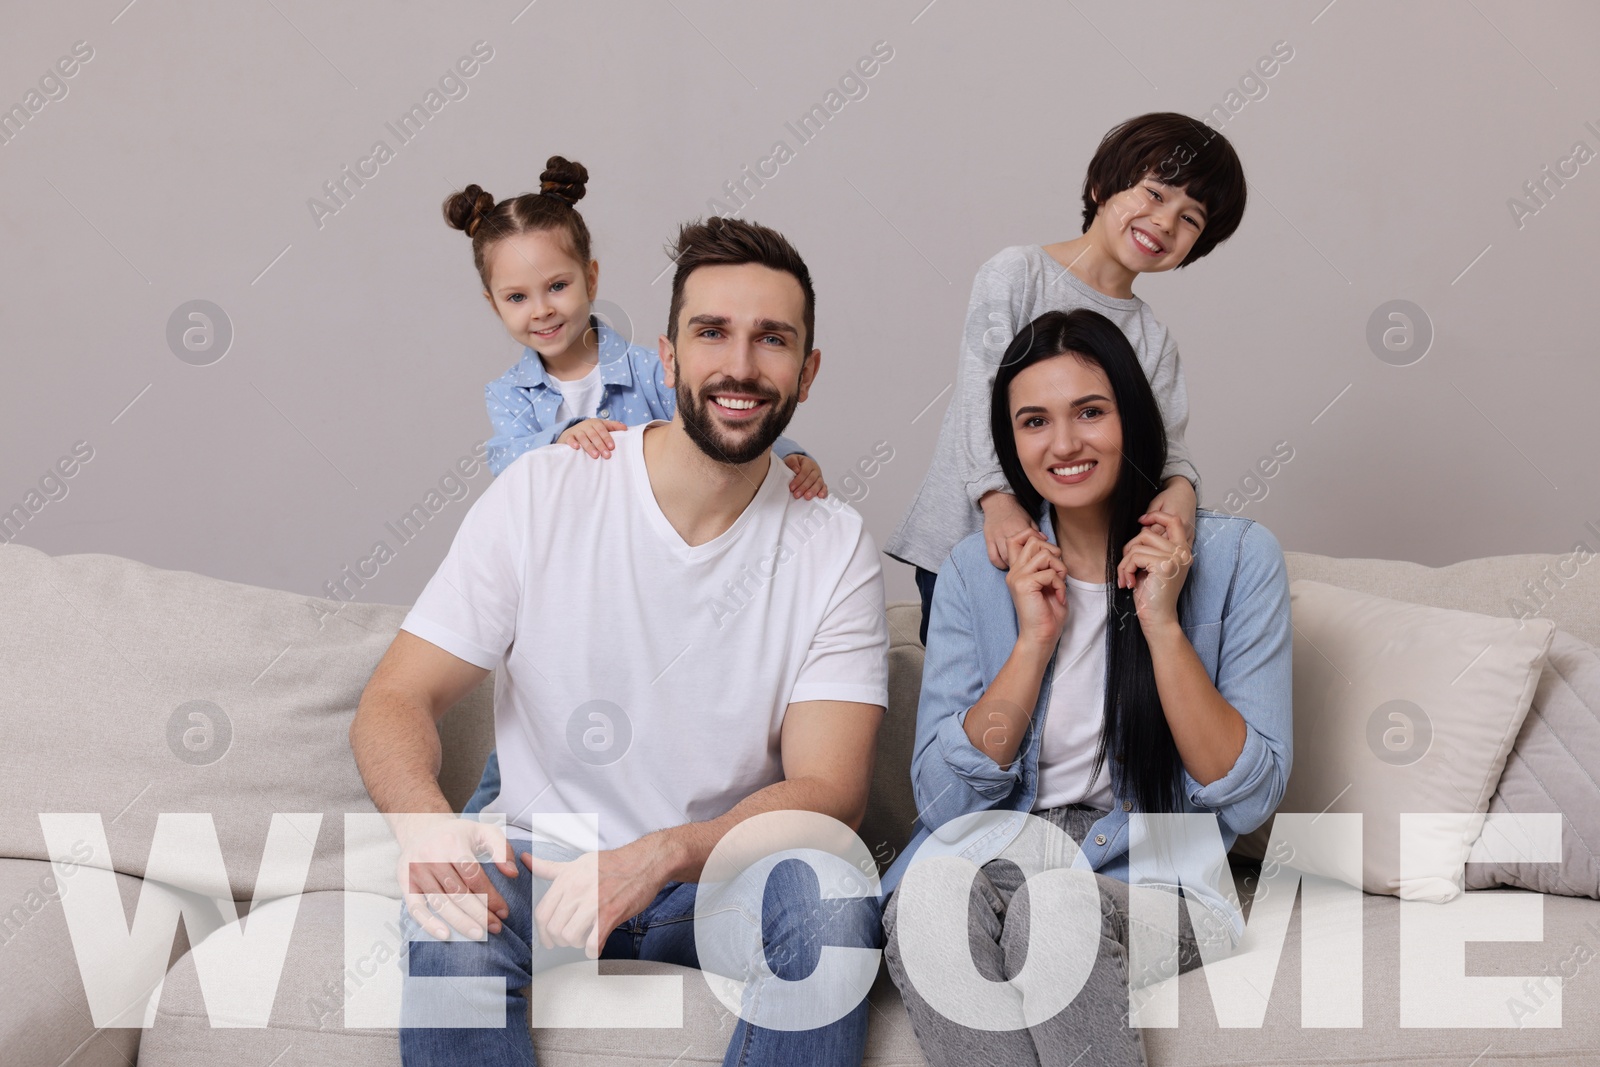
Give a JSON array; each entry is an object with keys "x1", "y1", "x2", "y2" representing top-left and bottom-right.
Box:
[{"x1": 666, "y1": 217, "x2": 816, "y2": 355}]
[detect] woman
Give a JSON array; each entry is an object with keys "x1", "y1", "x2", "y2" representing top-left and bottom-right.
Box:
[{"x1": 880, "y1": 308, "x2": 1292, "y2": 1066}]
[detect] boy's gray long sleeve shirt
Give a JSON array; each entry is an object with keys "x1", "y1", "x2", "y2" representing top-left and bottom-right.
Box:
[{"x1": 884, "y1": 244, "x2": 1201, "y2": 574}]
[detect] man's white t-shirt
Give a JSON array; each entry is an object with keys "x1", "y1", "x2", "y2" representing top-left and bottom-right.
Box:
[
  {"x1": 1032, "y1": 575, "x2": 1114, "y2": 812},
  {"x1": 400, "y1": 421, "x2": 889, "y2": 851},
  {"x1": 550, "y1": 364, "x2": 604, "y2": 425}
]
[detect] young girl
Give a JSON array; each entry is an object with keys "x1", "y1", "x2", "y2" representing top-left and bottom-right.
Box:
[
  {"x1": 880, "y1": 308, "x2": 1292, "y2": 1066},
  {"x1": 442, "y1": 156, "x2": 829, "y2": 814},
  {"x1": 884, "y1": 113, "x2": 1249, "y2": 646}
]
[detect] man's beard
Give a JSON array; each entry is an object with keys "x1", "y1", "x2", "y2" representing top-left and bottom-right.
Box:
[{"x1": 676, "y1": 375, "x2": 798, "y2": 466}]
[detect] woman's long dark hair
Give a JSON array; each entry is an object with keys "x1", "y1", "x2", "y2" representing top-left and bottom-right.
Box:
[{"x1": 989, "y1": 308, "x2": 1190, "y2": 814}]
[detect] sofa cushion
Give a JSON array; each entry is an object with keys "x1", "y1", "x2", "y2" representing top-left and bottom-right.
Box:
[
  {"x1": 1143, "y1": 889, "x2": 1600, "y2": 1064},
  {"x1": 113, "y1": 864, "x2": 1600, "y2": 1066},
  {"x1": 0, "y1": 544, "x2": 494, "y2": 899},
  {"x1": 136, "y1": 889, "x2": 392, "y2": 1066},
  {"x1": 1283, "y1": 548, "x2": 1600, "y2": 651},
  {"x1": 1236, "y1": 580, "x2": 1553, "y2": 901},
  {"x1": 134, "y1": 869, "x2": 1600, "y2": 1067},
  {"x1": 1468, "y1": 630, "x2": 1600, "y2": 897},
  {"x1": 857, "y1": 602, "x2": 924, "y2": 876},
  {"x1": 0, "y1": 857, "x2": 144, "y2": 1067},
  {"x1": 136, "y1": 887, "x2": 929, "y2": 1066}
]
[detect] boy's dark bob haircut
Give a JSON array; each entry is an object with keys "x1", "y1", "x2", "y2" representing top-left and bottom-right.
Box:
[{"x1": 1081, "y1": 112, "x2": 1247, "y2": 267}]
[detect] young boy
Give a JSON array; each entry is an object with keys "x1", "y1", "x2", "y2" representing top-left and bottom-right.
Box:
[{"x1": 885, "y1": 112, "x2": 1249, "y2": 644}]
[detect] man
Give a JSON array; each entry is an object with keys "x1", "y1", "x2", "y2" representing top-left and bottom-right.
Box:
[{"x1": 350, "y1": 216, "x2": 889, "y2": 1066}]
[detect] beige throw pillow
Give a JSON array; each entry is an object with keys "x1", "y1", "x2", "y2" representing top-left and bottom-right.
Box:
[
  {"x1": 1235, "y1": 579, "x2": 1554, "y2": 901},
  {"x1": 1465, "y1": 630, "x2": 1600, "y2": 897},
  {"x1": 0, "y1": 542, "x2": 495, "y2": 900}
]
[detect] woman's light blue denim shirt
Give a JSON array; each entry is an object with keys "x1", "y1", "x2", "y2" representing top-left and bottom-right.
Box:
[{"x1": 881, "y1": 508, "x2": 1293, "y2": 943}]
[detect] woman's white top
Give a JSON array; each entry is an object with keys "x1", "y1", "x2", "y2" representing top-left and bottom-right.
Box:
[{"x1": 1032, "y1": 574, "x2": 1115, "y2": 811}]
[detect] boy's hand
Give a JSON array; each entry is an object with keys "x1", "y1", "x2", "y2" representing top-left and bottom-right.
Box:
[
  {"x1": 783, "y1": 454, "x2": 828, "y2": 500},
  {"x1": 558, "y1": 419, "x2": 629, "y2": 459},
  {"x1": 980, "y1": 491, "x2": 1038, "y2": 569},
  {"x1": 1143, "y1": 477, "x2": 1198, "y2": 550}
]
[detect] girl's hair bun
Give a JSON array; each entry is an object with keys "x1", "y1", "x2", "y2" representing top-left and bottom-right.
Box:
[
  {"x1": 538, "y1": 156, "x2": 588, "y2": 206},
  {"x1": 443, "y1": 183, "x2": 496, "y2": 236}
]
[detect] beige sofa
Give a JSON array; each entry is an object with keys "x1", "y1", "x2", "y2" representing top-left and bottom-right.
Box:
[{"x1": 2, "y1": 539, "x2": 1597, "y2": 1066}]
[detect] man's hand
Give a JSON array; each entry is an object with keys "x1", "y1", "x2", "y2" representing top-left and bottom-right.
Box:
[
  {"x1": 980, "y1": 491, "x2": 1038, "y2": 569},
  {"x1": 397, "y1": 814, "x2": 520, "y2": 941},
  {"x1": 783, "y1": 453, "x2": 828, "y2": 500},
  {"x1": 558, "y1": 418, "x2": 629, "y2": 458},
  {"x1": 522, "y1": 834, "x2": 677, "y2": 959}
]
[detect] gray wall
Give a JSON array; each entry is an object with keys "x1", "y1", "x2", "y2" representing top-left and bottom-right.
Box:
[{"x1": 3, "y1": 0, "x2": 1596, "y2": 611}]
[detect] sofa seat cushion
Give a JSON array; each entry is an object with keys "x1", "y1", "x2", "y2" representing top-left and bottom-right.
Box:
[
  {"x1": 137, "y1": 888, "x2": 928, "y2": 1066},
  {"x1": 0, "y1": 858, "x2": 144, "y2": 1067},
  {"x1": 1145, "y1": 888, "x2": 1600, "y2": 1065}
]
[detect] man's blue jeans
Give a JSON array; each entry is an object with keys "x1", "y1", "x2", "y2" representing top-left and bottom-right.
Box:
[{"x1": 399, "y1": 837, "x2": 881, "y2": 1067}]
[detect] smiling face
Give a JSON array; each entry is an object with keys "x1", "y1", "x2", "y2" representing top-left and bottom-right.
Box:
[
  {"x1": 1008, "y1": 352, "x2": 1124, "y2": 518},
  {"x1": 481, "y1": 229, "x2": 599, "y2": 361},
  {"x1": 662, "y1": 262, "x2": 819, "y2": 466},
  {"x1": 1092, "y1": 171, "x2": 1208, "y2": 274}
]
